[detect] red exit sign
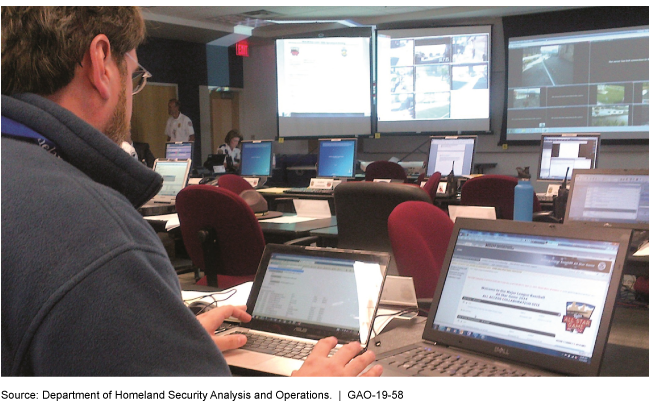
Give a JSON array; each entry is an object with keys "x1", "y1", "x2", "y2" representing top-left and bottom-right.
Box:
[{"x1": 236, "y1": 41, "x2": 249, "y2": 57}]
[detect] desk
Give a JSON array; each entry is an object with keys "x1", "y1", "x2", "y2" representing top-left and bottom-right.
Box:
[
  {"x1": 369, "y1": 306, "x2": 649, "y2": 376},
  {"x1": 258, "y1": 188, "x2": 335, "y2": 214},
  {"x1": 309, "y1": 225, "x2": 339, "y2": 247}
]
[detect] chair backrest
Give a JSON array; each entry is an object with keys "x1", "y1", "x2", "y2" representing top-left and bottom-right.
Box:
[
  {"x1": 460, "y1": 174, "x2": 541, "y2": 220},
  {"x1": 217, "y1": 174, "x2": 254, "y2": 195},
  {"x1": 364, "y1": 161, "x2": 407, "y2": 182},
  {"x1": 388, "y1": 201, "x2": 454, "y2": 299},
  {"x1": 175, "y1": 185, "x2": 265, "y2": 288},
  {"x1": 334, "y1": 182, "x2": 432, "y2": 253},
  {"x1": 421, "y1": 171, "x2": 442, "y2": 202}
]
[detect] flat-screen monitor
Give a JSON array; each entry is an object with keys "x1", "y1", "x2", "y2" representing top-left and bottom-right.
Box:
[
  {"x1": 506, "y1": 26, "x2": 649, "y2": 142},
  {"x1": 537, "y1": 134, "x2": 599, "y2": 181},
  {"x1": 165, "y1": 142, "x2": 193, "y2": 160},
  {"x1": 376, "y1": 25, "x2": 492, "y2": 134},
  {"x1": 276, "y1": 35, "x2": 372, "y2": 137},
  {"x1": 426, "y1": 136, "x2": 476, "y2": 177},
  {"x1": 240, "y1": 140, "x2": 273, "y2": 177},
  {"x1": 565, "y1": 169, "x2": 649, "y2": 230},
  {"x1": 317, "y1": 138, "x2": 357, "y2": 178}
]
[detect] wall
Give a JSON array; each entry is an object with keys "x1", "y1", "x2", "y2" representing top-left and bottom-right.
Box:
[{"x1": 239, "y1": 8, "x2": 649, "y2": 191}]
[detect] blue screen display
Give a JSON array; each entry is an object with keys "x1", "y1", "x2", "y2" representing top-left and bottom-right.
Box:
[
  {"x1": 165, "y1": 142, "x2": 193, "y2": 160},
  {"x1": 317, "y1": 139, "x2": 356, "y2": 178},
  {"x1": 240, "y1": 141, "x2": 273, "y2": 176}
]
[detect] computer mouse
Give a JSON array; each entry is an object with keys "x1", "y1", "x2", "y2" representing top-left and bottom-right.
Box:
[{"x1": 187, "y1": 300, "x2": 213, "y2": 315}]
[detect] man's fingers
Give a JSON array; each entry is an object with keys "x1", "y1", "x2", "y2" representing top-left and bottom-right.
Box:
[
  {"x1": 308, "y1": 337, "x2": 338, "y2": 359},
  {"x1": 341, "y1": 350, "x2": 375, "y2": 376},
  {"x1": 360, "y1": 365, "x2": 383, "y2": 377},
  {"x1": 213, "y1": 333, "x2": 247, "y2": 352},
  {"x1": 197, "y1": 305, "x2": 250, "y2": 332}
]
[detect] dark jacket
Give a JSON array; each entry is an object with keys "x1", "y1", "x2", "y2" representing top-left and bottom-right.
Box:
[{"x1": 1, "y1": 93, "x2": 231, "y2": 375}]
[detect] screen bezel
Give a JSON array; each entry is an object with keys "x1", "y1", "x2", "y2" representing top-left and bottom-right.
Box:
[
  {"x1": 422, "y1": 218, "x2": 631, "y2": 376},
  {"x1": 165, "y1": 141, "x2": 194, "y2": 160},
  {"x1": 316, "y1": 138, "x2": 358, "y2": 179},
  {"x1": 564, "y1": 168, "x2": 649, "y2": 230},
  {"x1": 426, "y1": 135, "x2": 477, "y2": 177},
  {"x1": 536, "y1": 133, "x2": 600, "y2": 182},
  {"x1": 239, "y1": 139, "x2": 274, "y2": 177}
]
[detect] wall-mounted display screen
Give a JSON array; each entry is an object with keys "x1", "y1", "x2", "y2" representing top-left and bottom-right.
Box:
[
  {"x1": 376, "y1": 25, "x2": 491, "y2": 134},
  {"x1": 506, "y1": 26, "x2": 649, "y2": 142},
  {"x1": 276, "y1": 36, "x2": 372, "y2": 137}
]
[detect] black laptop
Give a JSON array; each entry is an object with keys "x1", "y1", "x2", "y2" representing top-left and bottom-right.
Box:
[{"x1": 373, "y1": 218, "x2": 631, "y2": 376}]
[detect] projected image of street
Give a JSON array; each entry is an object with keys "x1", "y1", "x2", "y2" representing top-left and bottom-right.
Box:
[
  {"x1": 390, "y1": 93, "x2": 415, "y2": 119},
  {"x1": 415, "y1": 92, "x2": 450, "y2": 119},
  {"x1": 452, "y1": 35, "x2": 489, "y2": 63},
  {"x1": 521, "y1": 44, "x2": 574, "y2": 87},
  {"x1": 513, "y1": 88, "x2": 541, "y2": 108},
  {"x1": 390, "y1": 39, "x2": 414, "y2": 67},
  {"x1": 591, "y1": 105, "x2": 630, "y2": 126},
  {"x1": 452, "y1": 65, "x2": 488, "y2": 90},
  {"x1": 415, "y1": 43, "x2": 450, "y2": 64},
  {"x1": 391, "y1": 67, "x2": 414, "y2": 93},
  {"x1": 597, "y1": 84, "x2": 625, "y2": 104}
]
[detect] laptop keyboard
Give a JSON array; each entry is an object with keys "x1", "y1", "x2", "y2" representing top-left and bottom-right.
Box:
[
  {"x1": 285, "y1": 187, "x2": 333, "y2": 195},
  {"x1": 382, "y1": 345, "x2": 540, "y2": 377},
  {"x1": 231, "y1": 331, "x2": 338, "y2": 360}
]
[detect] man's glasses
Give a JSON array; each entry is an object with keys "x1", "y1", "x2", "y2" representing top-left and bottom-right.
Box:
[{"x1": 125, "y1": 53, "x2": 152, "y2": 95}]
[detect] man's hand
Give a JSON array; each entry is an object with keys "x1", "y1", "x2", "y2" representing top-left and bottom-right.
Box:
[
  {"x1": 196, "y1": 305, "x2": 251, "y2": 352},
  {"x1": 291, "y1": 337, "x2": 383, "y2": 377}
]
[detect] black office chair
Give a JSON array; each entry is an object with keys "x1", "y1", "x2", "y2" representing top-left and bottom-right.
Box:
[{"x1": 334, "y1": 182, "x2": 432, "y2": 274}]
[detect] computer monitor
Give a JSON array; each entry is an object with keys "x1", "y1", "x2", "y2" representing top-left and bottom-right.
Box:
[
  {"x1": 426, "y1": 136, "x2": 476, "y2": 177},
  {"x1": 316, "y1": 138, "x2": 357, "y2": 178},
  {"x1": 537, "y1": 134, "x2": 600, "y2": 182},
  {"x1": 564, "y1": 169, "x2": 649, "y2": 230},
  {"x1": 165, "y1": 142, "x2": 194, "y2": 160},
  {"x1": 240, "y1": 140, "x2": 273, "y2": 177}
]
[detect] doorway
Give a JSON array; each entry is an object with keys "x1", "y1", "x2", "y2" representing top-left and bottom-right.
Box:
[
  {"x1": 210, "y1": 90, "x2": 240, "y2": 154},
  {"x1": 131, "y1": 83, "x2": 178, "y2": 160}
]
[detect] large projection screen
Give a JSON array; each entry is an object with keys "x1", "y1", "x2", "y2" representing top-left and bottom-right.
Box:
[
  {"x1": 276, "y1": 36, "x2": 372, "y2": 138},
  {"x1": 376, "y1": 25, "x2": 492, "y2": 134},
  {"x1": 506, "y1": 26, "x2": 649, "y2": 142}
]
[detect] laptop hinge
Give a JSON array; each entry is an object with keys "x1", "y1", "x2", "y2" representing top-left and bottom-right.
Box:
[{"x1": 198, "y1": 228, "x2": 219, "y2": 287}]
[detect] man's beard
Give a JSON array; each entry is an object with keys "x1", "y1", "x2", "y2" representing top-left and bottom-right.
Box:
[{"x1": 103, "y1": 77, "x2": 130, "y2": 145}]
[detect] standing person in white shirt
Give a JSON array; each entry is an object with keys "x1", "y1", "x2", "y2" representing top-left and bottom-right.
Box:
[{"x1": 165, "y1": 98, "x2": 195, "y2": 142}]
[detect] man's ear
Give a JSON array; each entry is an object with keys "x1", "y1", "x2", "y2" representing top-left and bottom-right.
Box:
[{"x1": 86, "y1": 34, "x2": 115, "y2": 101}]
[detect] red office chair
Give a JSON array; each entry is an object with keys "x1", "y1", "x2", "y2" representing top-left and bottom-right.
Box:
[
  {"x1": 421, "y1": 171, "x2": 442, "y2": 202},
  {"x1": 364, "y1": 161, "x2": 408, "y2": 182},
  {"x1": 460, "y1": 174, "x2": 542, "y2": 220},
  {"x1": 175, "y1": 185, "x2": 265, "y2": 288},
  {"x1": 388, "y1": 201, "x2": 454, "y2": 300},
  {"x1": 217, "y1": 174, "x2": 254, "y2": 195}
]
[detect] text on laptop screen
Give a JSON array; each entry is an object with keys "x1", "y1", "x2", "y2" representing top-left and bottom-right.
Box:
[
  {"x1": 427, "y1": 136, "x2": 476, "y2": 177},
  {"x1": 317, "y1": 139, "x2": 357, "y2": 178},
  {"x1": 432, "y1": 228, "x2": 619, "y2": 364},
  {"x1": 537, "y1": 134, "x2": 599, "y2": 181},
  {"x1": 165, "y1": 142, "x2": 193, "y2": 160},
  {"x1": 566, "y1": 171, "x2": 649, "y2": 228},
  {"x1": 251, "y1": 252, "x2": 383, "y2": 345},
  {"x1": 154, "y1": 161, "x2": 190, "y2": 196},
  {"x1": 240, "y1": 141, "x2": 273, "y2": 177}
]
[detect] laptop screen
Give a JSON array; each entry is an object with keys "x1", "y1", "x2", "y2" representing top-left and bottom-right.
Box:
[
  {"x1": 425, "y1": 219, "x2": 630, "y2": 375},
  {"x1": 247, "y1": 245, "x2": 388, "y2": 346},
  {"x1": 165, "y1": 142, "x2": 193, "y2": 160},
  {"x1": 565, "y1": 169, "x2": 649, "y2": 230},
  {"x1": 426, "y1": 136, "x2": 476, "y2": 177},
  {"x1": 153, "y1": 159, "x2": 191, "y2": 197},
  {"x1": 240, "y1": 140, "x2": 273, "y2": 177}
]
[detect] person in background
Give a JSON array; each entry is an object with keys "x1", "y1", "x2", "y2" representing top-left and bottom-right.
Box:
[
  {"x1": 165, "y1": 98, "x2": 195, "y2": 142},
  {"x1": 1, "y1": 6, "x2": 382, "y2": 378},
  {"x1": 217, "y1": 129, "x2": 242, "y2": 172}
]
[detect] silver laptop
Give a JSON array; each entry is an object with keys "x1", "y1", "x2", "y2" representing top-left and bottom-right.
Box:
[
  {"x1": 373, "y1": 218, "x2": 631, "y2": 376},
  {"x1": 140, "y1": 159, "x2": 191, "y2": 215},
  {"x1": 217, "y1": 244, "x2": 390, "y2": 376},
  {"x1": 564, "y1": 169, "x2": 649, "y2": 230}
]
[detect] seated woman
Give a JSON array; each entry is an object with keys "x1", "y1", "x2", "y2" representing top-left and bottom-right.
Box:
[{"x1": 217, "y1": 130, "x2": 242, "y2": 172}]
